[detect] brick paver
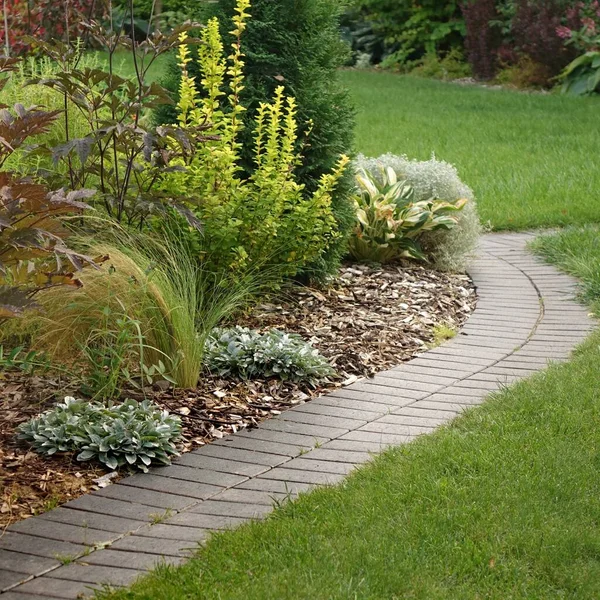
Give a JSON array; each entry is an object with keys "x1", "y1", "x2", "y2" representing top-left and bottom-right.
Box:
[{"x1": 1, "y1": 233, "x2": 595, "y2": 598}]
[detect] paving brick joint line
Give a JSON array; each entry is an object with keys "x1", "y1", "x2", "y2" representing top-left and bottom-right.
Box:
[{"x1": 1, "y1": 233, "x2": 596, "y2": 599}]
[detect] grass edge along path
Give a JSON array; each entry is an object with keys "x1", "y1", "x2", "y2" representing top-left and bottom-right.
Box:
[
  {"x1": 531, "y1": 225, "x2": 600, "y2": 315},
  {"x1": 102, "y1": 333, "x2": 600, "y2": 599}
]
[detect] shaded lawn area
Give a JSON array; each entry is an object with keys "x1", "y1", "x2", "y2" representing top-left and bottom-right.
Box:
[
  {"x1": 104, "y1": 331, "x2": 600, "y2": 599},
  {"x1": 341, "y1": 70, "x2": 600, "y2": 231},
  {"x1": 90, "y1": 50, "x2": 170, "y2": 83}
]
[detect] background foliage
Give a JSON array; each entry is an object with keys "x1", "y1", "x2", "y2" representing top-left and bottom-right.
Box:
[
  {"x1": 347, "y1": 0, "x2": 599, "y2": 91},
  {"x1": 349, "y1": 0, "x2": 465, "y2": 67}
]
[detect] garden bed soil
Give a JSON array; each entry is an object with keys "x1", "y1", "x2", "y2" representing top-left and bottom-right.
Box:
[{"x1": 0, "y1": 263, "x2": 476, "y2": 530}]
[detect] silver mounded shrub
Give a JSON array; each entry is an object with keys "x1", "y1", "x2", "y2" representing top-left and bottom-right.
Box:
[
  {"x1": 204, "y1": 327, "x2": 335, "y2": 385},
  {"x1": 354, "y1": 153, "x2": 482, "y2": 272},
  {"x1": 18, "y1": 397, "x2": 181, "y2": 472}
]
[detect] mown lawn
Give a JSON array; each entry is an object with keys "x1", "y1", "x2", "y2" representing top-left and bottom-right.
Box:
[
  {"x1": 341, "y1": 70, "x2": 600, "y2": 231},
  {"x1": 531, "y1": 225, "x2": 600, "y2": 313},
  {"x1": 91, "y1": 50, "x2": 170, "y2": 83}
]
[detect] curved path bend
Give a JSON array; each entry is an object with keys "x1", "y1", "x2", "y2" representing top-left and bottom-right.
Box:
[{"x1": 0, "y1": 232, "x2": 596, "y2": 599}]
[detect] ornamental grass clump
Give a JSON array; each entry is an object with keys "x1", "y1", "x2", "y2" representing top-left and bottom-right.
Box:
[
  {"x1": 204, "y1": 326, "x2": 335, "y2": 385},
  {"x1": 22, "y1": 224, "x2": 276, "y2": 390},
  {"x1": 18, "y1": 397, "x2": 181, "y2": 472},
  {"x1": 349, "y1": 165, "x2": 467, "y2": 264}
]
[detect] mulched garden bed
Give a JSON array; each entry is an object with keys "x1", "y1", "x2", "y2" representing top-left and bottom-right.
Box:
[{"x1": 0, "y1": 263, "x2": 475, "y2": 529}]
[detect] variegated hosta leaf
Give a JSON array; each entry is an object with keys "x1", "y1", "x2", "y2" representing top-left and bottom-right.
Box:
[
  {"x1": 356, "y1": 208, "x2": 369, "y2": 227},
  {"x1": 350, "y1": 165, "x2": 467, "y2": 264},
  {"x1": 384, "y1": 165, "x2": 397, "y2": 186}
]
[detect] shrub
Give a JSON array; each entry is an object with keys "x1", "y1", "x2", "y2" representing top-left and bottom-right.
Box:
[
  {"x1": 0, "y1": 0, "x2": 103, "y2": 55},
  {"x1": 353, "y1": 0, "x2": 465, "y2": 67},
  {"x1": 558, "y1": 0, "x2": 600, "y2": 54},
  {"x1": 511, "y1": 0, "x2": 578, "y2": 83},
  {"x1": 410, "y1": 48, "x2": 472, "y2": 80},
  {"x1": 204, "y1": 326, "x2": 335, "y2": 385},
  {"x1": 162, "y1": 3, "x2": 349, "y2": 280},
  {"x1": 354, "y1": 153, "x2": 482, "y2": 272},
  {"x1": 495, "y1": 56, "x2": 557, "y2": 88},
  {"x1": 29, "y1": 23, "x2": 207, "y2": 230},
  {"x1": 461, "y1": 0, "x2": 502, "y2": 79},
  {"x1": 557, "y1": 2, "x2": 600, "y2": 95},
  {"x1": 340, "y1": 7, "x2": 387, "y2": 66},
  {"x1": 349, "y1": 166, "x2": 467, "y2": 264},
  {"x1": 156, "y1": 0, "x2": 355, "y2": 280},
  {"x1": 0, "y1": 58, "x2": 99, "y2": 321},
  {"x1": 18, "y1": 397, "x2": 181, "y2": 472}
]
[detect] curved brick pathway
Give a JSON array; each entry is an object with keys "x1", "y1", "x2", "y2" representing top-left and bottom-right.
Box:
[{"x1": 0, "y1": 233, "x2": 595, "y2": 599}]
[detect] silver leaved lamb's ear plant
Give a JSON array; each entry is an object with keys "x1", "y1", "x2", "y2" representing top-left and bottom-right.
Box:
[
  {"x1": 350, "y1": 165, "x2": 467, "y2": 264},
  {"x1": 204, "y1": 326, "x2": 334, "y2": 385},
  {"x1": 17, "y1": 397, "x2": 181, "y2": 472}
]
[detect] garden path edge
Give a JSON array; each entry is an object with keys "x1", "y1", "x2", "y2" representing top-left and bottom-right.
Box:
[{"x1": 1, "y1": 232, "x2": 595, "y2": 599}]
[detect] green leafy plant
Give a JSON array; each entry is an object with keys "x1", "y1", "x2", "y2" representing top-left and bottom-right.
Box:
[
  {"x1": 0, "y1": 57, "x2": 100, "y2": 322},
  {"x1": 204, "y1": 326, "x2": 335, "y2": 385},
  {"x1": 351, "y1": 0, "x2": 465, "y2": 67},
  {"x1": 27, "y1": 17, "x2": 208, "y2": 229},
  {"x1": 410, "y1": 48, "x2": 471, "y2": 80},
  {"x1": 157, "y1": 0, "x2": 355, "y2": 280},
  {"x1": 349, "y1": 166, "x2": 467, "y2": 264},
  {"x1": 354, "y1": 154, "x2": 481, "y2": 272},
  {"x1": 77, "y1": 307, "x2": 175, "y2": 400},
  {"x1": 560, "y1": 51, "x2": 600, "y2": 95},
  {"x1": 495, "y1": 56, "x2": 556, "y2": 89},
  {"x1": 162, "y1": 2, "x2": 349, "y2": 280},
  {"x1": 18, "y1": 396, "x2": 181, "y2": 472},
  {"x1": 0, "y1": 345, "x2": 55, "y2": 375}
]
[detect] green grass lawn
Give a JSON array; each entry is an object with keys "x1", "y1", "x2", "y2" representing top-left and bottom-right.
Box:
[
  {"x1": 90, "y1": 50, "x2": 170, "y2": 83},
  {"x1": 341, "y1": 70, "x2": 600, "y2": 231},
  {"x1": 531, "y1": 225, "x2": 600, "y2": 313}
]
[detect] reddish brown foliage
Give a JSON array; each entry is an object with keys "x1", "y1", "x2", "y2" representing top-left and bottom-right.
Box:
[
  {"x1": 461, "y1": 0, "x2": 502, "y2": 79},
  {"x1": 0, "y1": 0, "x2": 105, "y2": 55}
]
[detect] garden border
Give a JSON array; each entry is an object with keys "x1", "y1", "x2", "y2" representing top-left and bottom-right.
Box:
[{"x1": 0, "y1": 232, "x2": 595, "y2": 600}]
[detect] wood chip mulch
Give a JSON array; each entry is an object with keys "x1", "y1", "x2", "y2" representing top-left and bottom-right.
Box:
[
  {"x1": 0, "y1": 373, "x2": 105, "y2": 529},
  {"x1": 0, "y1": 263, "x2": 476, "y2": 529}
]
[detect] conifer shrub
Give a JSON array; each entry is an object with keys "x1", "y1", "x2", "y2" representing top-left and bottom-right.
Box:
[{"x1": 156, "y1": 0, "x2": 355, "y2": 280}]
